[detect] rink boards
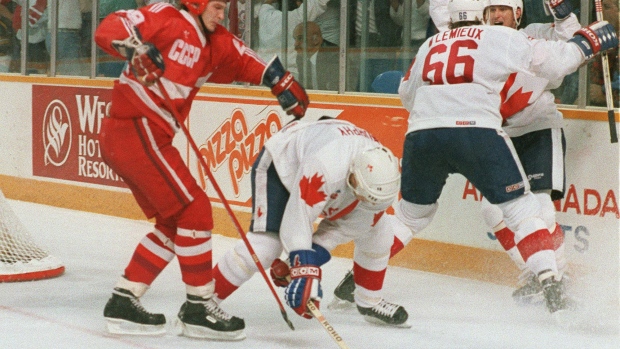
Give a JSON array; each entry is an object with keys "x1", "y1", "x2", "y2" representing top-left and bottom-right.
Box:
[{"x1": 0, "y1": 75, "x2": 618, "y2": 295}]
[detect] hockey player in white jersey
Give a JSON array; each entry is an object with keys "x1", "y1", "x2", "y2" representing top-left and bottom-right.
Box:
[
  {"x1": 477, "y1": 0, "x2": 579, "y2": 305},
  {"x1": 332, "y1": 0, "x2": 582, "y2": 308},
  {"x1": 396, "y1": 0, "x2": 617, "y2": 316},
  {"x1": 211, "y1": 118, "x2": 413, "y2": 328}
]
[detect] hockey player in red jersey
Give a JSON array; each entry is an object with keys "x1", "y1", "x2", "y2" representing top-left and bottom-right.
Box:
[
  {"x1": 211, "y1": 118, "x2": 412, "y2": 329},
  {"x1": 96, "y1": 0, "x2": 308, "y2": 341}
]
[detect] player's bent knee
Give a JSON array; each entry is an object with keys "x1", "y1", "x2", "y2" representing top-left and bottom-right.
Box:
[
  {"x1": 394, "y1": 200, "x2": 437, "y2": 233},
  {"x1": 533, "y1": 192, "x2": 556, "y2": 230}
]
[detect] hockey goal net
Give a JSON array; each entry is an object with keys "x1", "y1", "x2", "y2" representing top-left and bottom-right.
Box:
[{"x1": 0, "y1": 190, "x2": 64, "y2": 282}]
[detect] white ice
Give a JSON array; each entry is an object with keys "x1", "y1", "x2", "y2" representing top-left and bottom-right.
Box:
[{"x1": 1, "y1": 200, "x2": 618, "y2": 349}]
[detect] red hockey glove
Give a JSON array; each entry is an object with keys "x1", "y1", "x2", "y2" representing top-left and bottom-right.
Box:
[
  {"x1": 270, "y1": 258, "x2": 291, "y2": 287},
  {"x1": 569, "y1": 21, "x2": 619, "y2": 60},
  {"x1": 262, "y1": 56, "x2": 309, "y2": 119},
  {"x1": 130, "y1": 43, "x2": 165, "y2": 86},
  {"x1": 284, "y1": 250, "x2": 322, "y2": 319},
  {"x1": 111, "y1": 27, "x2": 165, "y2": 86}
]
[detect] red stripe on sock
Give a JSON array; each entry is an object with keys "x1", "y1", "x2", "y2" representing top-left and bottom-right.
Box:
[
  {"x1": 353, "y1": 262, "x2": 386, "y2": 291},
  {"x1": 550, "y1": 224, "x2": 564, "y2": 250},
  {"x1": 494, "y1": 227, "x2": 516, "y2": 251},
  {"x1": 213, "y1": 265, "x2": 239, "y2": 300},
  {"x1": 517, "y1": 228, "x2": 555, "y2": 262}
]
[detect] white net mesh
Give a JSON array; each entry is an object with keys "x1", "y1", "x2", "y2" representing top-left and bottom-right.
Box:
[{"x1": 0, "y1": 189, "x2": 64, "y2": 281}]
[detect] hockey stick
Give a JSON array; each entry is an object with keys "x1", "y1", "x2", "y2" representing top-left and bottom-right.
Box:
[
  {"x1": 594, "y1": 0, "x2": 618, "y2": 143},
  {"x1": 156, "y1": 80, "x2": 295, "y2": 331},
  {"x1": 306, "y1": 300, "x2": 350, "y2": 349}
]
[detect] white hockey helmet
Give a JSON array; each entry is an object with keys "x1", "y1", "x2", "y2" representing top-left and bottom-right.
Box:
[
  {"x1": 348, "y1": 146, "x2": 401, "y2": 205},
  {"x1": 486, "y1": 0, "x2": 523, "y2": 26},
  {"x1": 448, "y1": 0, "x2": 488, "y2": 24}
]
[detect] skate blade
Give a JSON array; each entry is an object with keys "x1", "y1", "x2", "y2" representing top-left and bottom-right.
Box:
[
  {"x1": 512, "y1": 292, "x2": 544, "y2": 306},
  {"x1": 327, "y1": 297, "x2": 356, "y2": 311},
  {"x1": 106, "y1": 318, "x2": 166, "y2": 336},
  {"x1": 363, "y1": 315, "x2": 412, "y2": 329},
  {"x1": 178, "y1": 320, "x2": 246, "y2": 341}
]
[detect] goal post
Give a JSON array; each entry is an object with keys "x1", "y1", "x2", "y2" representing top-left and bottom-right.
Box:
[{"x1": 0, "y1": 189, "x2": 64, "y2": 282}]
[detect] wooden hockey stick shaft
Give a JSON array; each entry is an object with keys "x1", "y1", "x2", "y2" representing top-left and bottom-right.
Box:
[
  {"x1": 594, "y1": 0, "x2": 618, "y2": 143},
  {"x1": 156, "y1": 80, "x2": 295, "y2": 331},
  {"x1": 306, "y1": 300, "x2": 350, "y2": 349}
]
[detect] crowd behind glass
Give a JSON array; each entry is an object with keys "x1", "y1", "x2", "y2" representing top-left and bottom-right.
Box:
[{"x1": 0, "y1": 0, "x2": 617, "y2": 108}]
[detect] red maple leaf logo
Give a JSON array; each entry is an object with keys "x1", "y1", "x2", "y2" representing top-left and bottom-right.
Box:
[
  {"x1": 299, "y1": 173, "x2": 327, "y2": 207},
  {"x1": 500, "y1": 73, "x2": 533, "y2": 119},
  {"x1": 371, "y1": 211, "x2": 384, "y2": 227}
]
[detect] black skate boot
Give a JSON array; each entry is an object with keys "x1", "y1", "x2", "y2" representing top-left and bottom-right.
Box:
[
  {"x1": 357, "y1": 299, "x2": 411, "y2": 328},
  {"x1": 541, "y1": 275, "x2": 568, "y2": 314},
  {"x1": 103, "y1": 287, "x2": 166, "y2": 335},
  {"x1": 177, "y1": 295, "x2": 246, "y2": 341},
  {"x1": 328, "y1": 270, "x2": 355, "y2": 309},
  {"x1": 512, "y1": 271, "x2": 543, "y2": 304}
]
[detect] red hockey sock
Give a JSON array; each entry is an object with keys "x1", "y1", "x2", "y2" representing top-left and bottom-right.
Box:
[
  {"x1": 353, "y1": 262, "x2": 386, "y2": 291},
  {"x1": 550, "y1": 224, "x2": 564, "y2": 251},
  {"x1": 517, "y1": 228, "x2": 555, "y2": 262},
  {"x1": 389, "y1": 236, "x2": 405, "y2": 259},
  {"x1": 175, "y1": 231, "x2": 213, "y2": 286},
  {"x1": 494, "y1": 226, "x2": 516, "y2": 251},
  {"x1": 213, "y1": 265, "x2": 239, "y2": 300},
  {"x1": 124, "y1": 232, "x2": 174, "y2": 285}
]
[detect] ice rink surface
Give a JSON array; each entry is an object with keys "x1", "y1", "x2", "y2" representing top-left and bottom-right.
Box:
[{"x1": 2, "y1": 200, "x2": 619, "y2": 349}]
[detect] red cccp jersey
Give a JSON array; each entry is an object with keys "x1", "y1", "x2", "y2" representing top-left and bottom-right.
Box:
[{"x1": 95, "y1": 2, "x2": 268, "y2": 135}]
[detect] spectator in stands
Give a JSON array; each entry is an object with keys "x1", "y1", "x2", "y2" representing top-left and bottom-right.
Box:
[
  {"x1": 353, "y1": 0, "x2": 402, "y2": 92},
  {"x1": 293, "y1": 21, "x2": 338, "y2": 90},
  {"x1": 315, "y1": 0, "x2": 339, "y2": 46},
  {"x1": 389, "y1": 0, "x2": 430, "y2": 55},
  {"x1": 45, "y1": 0, "x2": 84, "y2": 76},
  {"x1": 79, "y1": 0, "x2": 91, "y2": 62},
  {"x1": 257, "y1": 0, "x2": 330, "y2": 75},
  {"x1": 5, "y1": 0, "x2": 49, "y2": 74}
]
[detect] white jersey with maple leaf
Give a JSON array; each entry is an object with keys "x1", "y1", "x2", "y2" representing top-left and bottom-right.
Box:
[
  {"x1": 399, "y1": 24, "x2": 584, "y2": 134},
  {"x1": 428, "y1": 0, "x2": 580, "y2": 137},
  {"x1": 262, "y1": 119, "x2": 390, "y2": 252}
]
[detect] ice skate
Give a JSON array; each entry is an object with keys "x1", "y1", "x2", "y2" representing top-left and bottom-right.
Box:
[
  {"x1": 357, "y1": 299, "x2": 411, "y2": 328},
  {"x1": 177, "y1": 295, "x2": 246, "y2": 341},
  {"x1": 328, "y1": 270, "x2": 356, "y2": 310},
  {"x1": 512, "y1": 270, "x2": 543, "y2": 304},
  {"x1": 540, "y1": 274, "x2": 569, "y2": 314},
  {"x1": 103, "y1": 287, "x2": 166, "y2": 335}
]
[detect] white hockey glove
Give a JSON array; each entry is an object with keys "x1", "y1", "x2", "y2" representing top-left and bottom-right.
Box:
[{"x1": 111, "y1": 28, "x2": 165, "y2": 86}]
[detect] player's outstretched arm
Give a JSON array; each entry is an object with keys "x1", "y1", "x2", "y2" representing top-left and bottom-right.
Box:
[{"x1": 262, "y1": 56, "x2": 310, "y2": 118}]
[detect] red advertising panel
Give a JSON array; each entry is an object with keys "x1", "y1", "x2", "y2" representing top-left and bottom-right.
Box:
[{"x1": 32, "y1": 85, "x2": 127, "y2": 188}]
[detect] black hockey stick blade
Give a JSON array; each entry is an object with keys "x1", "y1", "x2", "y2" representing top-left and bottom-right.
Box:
[
  {"x1": 281, "y1": 309, "x2": 295, "y2": 330},
  {"x1": 608, "y1": 109, "x2": 618, "y2": 143}
]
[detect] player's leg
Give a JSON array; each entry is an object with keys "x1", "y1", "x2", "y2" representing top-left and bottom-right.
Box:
[
  {"x1": 103, "y1": 215, "x2": 176, "y2": 335},
  {"x1": 351, "y1": 216, "x2": 411, "y2": 327},
  {"x1": 331, "y1": 214, "x2": 415, "y2": 307},
  {"x1": 212, "y1": 148, "x2": 287, "y2": 315},
  {"x1": 465, "y1": 128, "x2": 567, "y2": 314},
  {"x1": 480, "y1": 198, "x2": 543, "y2": 303}
]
